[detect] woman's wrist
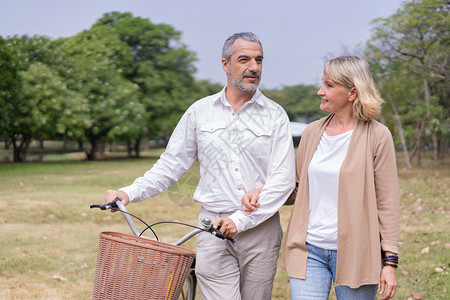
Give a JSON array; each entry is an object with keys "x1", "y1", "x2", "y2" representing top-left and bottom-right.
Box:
[{"x1": 382, "y1": 251, "x2": 399, "y2": 268}]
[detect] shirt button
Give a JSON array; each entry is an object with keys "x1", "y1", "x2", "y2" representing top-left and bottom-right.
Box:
[{"x1": 235, "y1": 168, "x2": 238, "y2": 171}]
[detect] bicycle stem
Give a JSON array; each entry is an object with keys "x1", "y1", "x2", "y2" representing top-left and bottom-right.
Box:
[
  {"x1": 174, "y1": 219, "x2": 210, "y2": 246},
  {"x1": 116, "y1": 200, "x2": 142, "y2": 237}
]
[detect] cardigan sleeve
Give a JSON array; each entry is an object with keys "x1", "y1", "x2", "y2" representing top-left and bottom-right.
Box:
[{"x1": 373, "y1": 124, "x2": 400, "y2": 254}]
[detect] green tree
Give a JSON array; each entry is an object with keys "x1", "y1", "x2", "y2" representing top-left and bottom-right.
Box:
[
  {"x1": 13, "y1": 63, "x2": 79, "y2": 161},
  {"x1": 188, "y1": 80, "x2": 223, "y2": 101},
  {"x1": 367, "y1": 58, "x2": 422, "y2": 169},
  {"x1": 93, "y1": 12, "x2": 198, "y2": 156},
  {"x1": 107, "y1": 97, "x2": 147, "y2": 157},
  {"x1": 368, "y1": 0, "x2": 449, "y2": 167},
  {"x1": 1, "y1": 35, "x2": 69, "y2": 162},
  {"x1": 263, "y1": 85, "x2": 326, "y2": 123},
  {"x1": 0, "y1": 37, "x2": 21, "y2": 150},
  {"x1": 55, "y1": 25, "x2": 141, "y2": 160}
]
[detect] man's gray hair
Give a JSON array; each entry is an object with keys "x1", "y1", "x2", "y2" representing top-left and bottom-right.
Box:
[{"x1": 222, "y1": 32, "x2": 262, "y2": 61}]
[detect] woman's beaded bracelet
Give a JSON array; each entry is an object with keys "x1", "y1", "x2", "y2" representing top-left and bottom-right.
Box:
[
  {"x1": 383, "y1": 262, "x2": 398, "y2": 268},
  {"x1": 382, "y1": 254, "x2": 399, "y2": 268},
  {"x1": 383, "y1": 257, "x2": 399, "y2": 262},
  {"x1": 383, "y1": 255, "x2": 398, "y2": 261},
  {"x1": 383, "y1": 257, "x2": 398, "y2": 261}
]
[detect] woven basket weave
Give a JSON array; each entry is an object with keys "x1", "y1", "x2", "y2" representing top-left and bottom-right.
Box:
[{"x1": 92, "y1": 231, "x2": 195, "y2": 300}]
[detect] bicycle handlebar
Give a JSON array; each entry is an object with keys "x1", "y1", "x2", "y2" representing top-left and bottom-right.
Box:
[
  {"x1": 89, "y1": 199, "x2": 120, "y2": 210},
  {"x1": 90, "y1": 199, "x2": 143, "y2": 236},
  {"x1": 90, "y1": 198, "x2": 235, "y2": 244}
]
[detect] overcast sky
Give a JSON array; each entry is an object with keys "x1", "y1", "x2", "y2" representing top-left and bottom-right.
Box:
[{"x1": 0, "y1": 0, "x2": 405, "y2": 89}]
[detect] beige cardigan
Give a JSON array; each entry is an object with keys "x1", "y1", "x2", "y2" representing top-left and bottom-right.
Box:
[{"x1": 281, "y1": 114, "x2": 400, "y2": 288}]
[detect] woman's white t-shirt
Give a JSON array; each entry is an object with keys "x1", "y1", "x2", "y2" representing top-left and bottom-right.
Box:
[{"x1": 306, "y1": 129, "x2": 353, "y2": 250}]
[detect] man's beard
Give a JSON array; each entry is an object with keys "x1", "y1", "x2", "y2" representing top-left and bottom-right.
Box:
[{"x1": 229, "y1": 71, "x2": 260, "y2": 93}]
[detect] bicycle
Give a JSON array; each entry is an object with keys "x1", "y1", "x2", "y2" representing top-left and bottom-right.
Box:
[{"x1": 90, "y1": 198, "x2": 233, "y2": 300}]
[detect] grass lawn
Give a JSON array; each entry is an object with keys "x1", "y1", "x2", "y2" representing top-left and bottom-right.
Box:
[{"x1": 0, "y1": 150, "x2": 448, "y2": 299}]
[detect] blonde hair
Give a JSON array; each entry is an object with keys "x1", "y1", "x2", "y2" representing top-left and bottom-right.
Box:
[{"x1": 324, "y1": 56, "x2": 384, "y2": 121}]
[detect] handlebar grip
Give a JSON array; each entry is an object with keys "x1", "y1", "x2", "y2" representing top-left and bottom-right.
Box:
[
  {"x1": 90, "y1": 198, "x2": 121, "y2": 210},
  {"x1": 209, "y1": 226, "x2": 235, "y2": 243}
]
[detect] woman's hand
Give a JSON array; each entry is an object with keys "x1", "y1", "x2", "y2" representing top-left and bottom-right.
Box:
[
  {"x1": 379, "y1": 265, "x2": 398, "y2": 300},
  {"x1": 241, "y1": 188, "x2": 262, "y2": 215}
]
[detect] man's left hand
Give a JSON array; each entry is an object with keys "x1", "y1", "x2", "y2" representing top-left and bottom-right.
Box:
[{"x1": 213, "y1": 217, "x2": 237, "y2": 238}]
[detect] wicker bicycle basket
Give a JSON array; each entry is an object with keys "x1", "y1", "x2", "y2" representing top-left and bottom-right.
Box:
[{"x1": 92, "y1": 231, "x2": 195, "y2": 300}]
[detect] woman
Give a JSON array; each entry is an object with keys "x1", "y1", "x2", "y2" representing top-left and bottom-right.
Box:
[{"x1": 242, "y1": 56, "x2": 399, "y2": 299}]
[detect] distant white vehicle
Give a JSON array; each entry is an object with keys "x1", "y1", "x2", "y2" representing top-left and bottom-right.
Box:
[{"x1": 290, "y1": 122, "x2": 308, "y2": 147}]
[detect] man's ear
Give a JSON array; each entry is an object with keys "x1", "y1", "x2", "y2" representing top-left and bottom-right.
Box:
[{"x1": 222, "y1": 58, "x2": 229, "y2": 74}]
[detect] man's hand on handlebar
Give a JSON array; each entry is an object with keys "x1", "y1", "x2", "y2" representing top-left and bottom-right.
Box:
[
  {"x1": 213, "y1": 218, "x2": 237, "y2": 238},
  {"x1": 105, "y1": 190, "x2": 130, "y2": 212}
]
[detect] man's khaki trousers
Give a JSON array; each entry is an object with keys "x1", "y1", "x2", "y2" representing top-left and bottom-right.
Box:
[{"x1": 195, "y1": 208, "x2": 283, "y2": 300}]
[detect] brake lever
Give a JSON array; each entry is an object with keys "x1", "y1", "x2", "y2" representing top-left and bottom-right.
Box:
[{"x1": 208, "y1": 226, "x2": 235, "y2": 243}]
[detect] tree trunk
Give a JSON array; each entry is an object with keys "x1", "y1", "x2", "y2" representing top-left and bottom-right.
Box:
[
  {"x1": 126, "y1": 141, "x2": 133, "y2": 158},
  {"x1": 386, "y1": 93, "x2": 412, "y2": 169},
  {"x1": 86, "y1": 137, "x2": 98, "y2": 161},
  {"x1": 409, "y1": 118, "x2": 426, "y2": 167},
  {"x1": 134, "y1": 138, "x2": 141, "y2": 158},
  {"x1": 379, "y1": 111, "x2": 386, "y2": 125},
  {"x1": 10, "y1": 134, "x2": 30, "y2": 162},
  {"x1": 422, "y1": 70, "x2": 439, "y2": 168}
]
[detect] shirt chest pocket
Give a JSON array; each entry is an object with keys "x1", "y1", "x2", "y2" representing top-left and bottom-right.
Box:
[
  {"x1": 240, "y1": 125, "x2": 272, "y2": 158},
  {"x1": 198, "y1": 122, "x2": 228, "y2": 155}
]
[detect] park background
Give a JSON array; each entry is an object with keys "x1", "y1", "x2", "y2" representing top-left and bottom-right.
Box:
[{"x1": 0, "y1": 0, "x2": 448, "y2": 299}]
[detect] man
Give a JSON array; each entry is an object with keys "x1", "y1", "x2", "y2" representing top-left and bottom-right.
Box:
[{"x1": 105, "y1": 32, "x2": 295, "y2": 299}]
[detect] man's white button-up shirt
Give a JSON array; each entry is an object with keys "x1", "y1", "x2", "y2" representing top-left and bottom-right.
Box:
[{"x1": 120, "y1": 87, "x2": 295, "y2": 232}]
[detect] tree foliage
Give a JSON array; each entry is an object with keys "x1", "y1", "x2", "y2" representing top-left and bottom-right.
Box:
[
  {"x1": 0, "y1": 37, "x2": 21, "y2": 140},
  {"x1": 366, "y1": 0, "x2": 449, "y2": 167},
  {"x1": 263, "y1": 85, "x2": 327, "y2": 123},
  {"x1": 93, "y1": 12, "x2": 198, "y2": 155},
  {"x1": 54, "y1": 25, "x2": 142, "y2": 160},
  {"x1": 0, "y1": 35, "x2": 67, "y2": 161}
]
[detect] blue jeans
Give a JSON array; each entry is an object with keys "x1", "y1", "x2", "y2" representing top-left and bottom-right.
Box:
[{"x1": 290, "y1": 243, "x2": 378, "y2": 300}]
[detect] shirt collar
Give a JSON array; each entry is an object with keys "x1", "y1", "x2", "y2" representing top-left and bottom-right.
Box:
[{"x1": 212, "y1": 86, "x2": 264, "y2": 107}]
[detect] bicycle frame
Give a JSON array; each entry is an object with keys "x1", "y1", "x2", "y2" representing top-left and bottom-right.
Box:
[{"x1": 112, "y1": 200, "x2": 212, "y2": 245}]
